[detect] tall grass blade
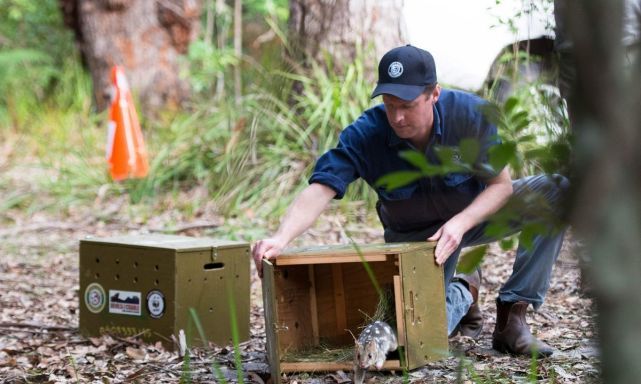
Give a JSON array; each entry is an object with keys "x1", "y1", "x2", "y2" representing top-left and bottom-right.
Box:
[{"x1": 227, "y1": 283, "x2": 244, "y2": 384}]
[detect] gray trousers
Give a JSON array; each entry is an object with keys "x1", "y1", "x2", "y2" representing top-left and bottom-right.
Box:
[{"x1": 384, "y1": 174, "x2": 569, "y2": 334}]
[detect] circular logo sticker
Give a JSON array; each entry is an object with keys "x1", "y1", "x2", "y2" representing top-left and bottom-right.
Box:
[
  {"x1": 146, "y1": 290, "x2": 165, "y2": 319},
  {"x1": 388, "y1": 61, "x2": 404, "y2": 78},
  {"x1": 84, "y1": 283, "x2": 106, "y2": 314}
]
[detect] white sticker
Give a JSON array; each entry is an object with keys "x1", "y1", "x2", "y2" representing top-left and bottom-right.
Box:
[
  {"x1": 388, "y1": 61, "x2": 404, "y2": 78},
  {"x1": 85, "y1": 283, "x2": 106, "y2": 314},
  {"x1": 109, "y1": 290, "x2": 141, "y2": 316},
  {"x1": 146, "y1": 290, "x2": 165, "y2": 319}
]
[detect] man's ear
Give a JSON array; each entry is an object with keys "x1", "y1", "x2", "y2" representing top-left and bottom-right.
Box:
[{"x1": 432, "y1": 84, "x2": 441, "y2": 103}]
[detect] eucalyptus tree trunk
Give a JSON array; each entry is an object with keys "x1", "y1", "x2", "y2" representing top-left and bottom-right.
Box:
[
  {"x1": 287, "y1": 0, "x2": 407, "y2": 73},
  {"x1": 564, "y1": 0, "x2": 641, "y2": 382},
  {"x1": 58, "y1": 0, "x2": 202, "y2": 112}
]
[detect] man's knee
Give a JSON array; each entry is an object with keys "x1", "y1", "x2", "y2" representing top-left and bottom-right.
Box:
[
  {"x1": 511, "y1": 174, "x2": 570, "y2": 221},
  {"x1": 516, "y1": 174, "x2": 569, "y2": 201},
  {"x1": 543, "y1": 174, "x2": 570, "y2": 203},
  {"x1": 549, "y1": 174, "x2": 570, "y2": 193}
]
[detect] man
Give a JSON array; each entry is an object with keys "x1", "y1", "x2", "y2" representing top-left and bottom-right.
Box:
[{"x1": 252, "y1": 45, "x2": 568, "y2": 357}]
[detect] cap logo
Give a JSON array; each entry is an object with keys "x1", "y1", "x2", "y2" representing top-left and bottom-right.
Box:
[{"x1": 388, "y1": 61, "x2": 404, "y2": 78}]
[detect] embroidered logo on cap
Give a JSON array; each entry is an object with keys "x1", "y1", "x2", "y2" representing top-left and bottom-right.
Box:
[{"x1": 388, "y1": 61, "x2": 404, "y2": 78}]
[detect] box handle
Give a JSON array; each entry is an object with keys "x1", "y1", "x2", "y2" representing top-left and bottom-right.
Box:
[
  {"x1": 408, "y1": 290, "x2": 415, "y2": 325},
  {"x1": 204, "y1": 262, "x2": 224, "y2": 270}
]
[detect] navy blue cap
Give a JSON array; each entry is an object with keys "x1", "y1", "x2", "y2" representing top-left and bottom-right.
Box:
[{"x1": 371, "y1": 45, "x2": 437, "y2": 101}]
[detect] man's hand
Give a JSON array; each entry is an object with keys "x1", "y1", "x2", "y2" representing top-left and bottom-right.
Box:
[
  {"x1": 251, "y1": 237, "x2": 287, "y2": 278},
  {"x1": 427, "y1": 216, "x2": 469, "y2": 265},
  {"x1": 251, "y1": 183, "x2": 336, "y2": 278},
  {"x1": 429, "y1": 168, "x2": 513, "y2": 265}
]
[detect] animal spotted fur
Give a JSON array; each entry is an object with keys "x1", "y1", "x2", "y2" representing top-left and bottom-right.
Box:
[{"x1": 353, "y1": 321, "x2": 398, "y2": 384}]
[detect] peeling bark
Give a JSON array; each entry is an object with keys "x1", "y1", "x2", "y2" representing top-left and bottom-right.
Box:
[
  {"x1": 59, "y1": 0, "x2": 202, "y2": 112},
  {"x1": 288, "y1": 0, "x2": 407, "y2": 74}
]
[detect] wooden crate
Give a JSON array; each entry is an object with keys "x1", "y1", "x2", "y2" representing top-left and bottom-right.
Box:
[
  {"x1": 262, "y1": 242, "x2": 448, "y2": 379},
  {"x1": 79, "y1": 234, "x2": 250, "y2": 348}
]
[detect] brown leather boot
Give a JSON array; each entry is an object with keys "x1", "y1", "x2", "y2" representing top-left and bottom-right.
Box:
[
  {"x1": 449, "y1": 269, "x2": 483, "y2": 339},
  {"x1": 492, "y1": 299, "x2": 554, "y2": 357}
]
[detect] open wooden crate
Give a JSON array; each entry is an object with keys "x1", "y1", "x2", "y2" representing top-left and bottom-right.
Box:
[{"x1": 261, "y1": 242, "x2": 448, "y2": 379}]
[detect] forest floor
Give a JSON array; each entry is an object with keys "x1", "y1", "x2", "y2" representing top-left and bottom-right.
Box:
[{"x1": 0, "y1": 171, "x2": 600, "y2": 383}]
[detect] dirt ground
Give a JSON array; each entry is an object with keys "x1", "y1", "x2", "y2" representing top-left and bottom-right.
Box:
[{"x1": 0, "y1": 202, "x2": 600, "y2": 383}]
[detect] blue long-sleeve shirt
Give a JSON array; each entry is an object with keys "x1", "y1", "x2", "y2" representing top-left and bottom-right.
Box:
[{"x1": 309, "y1": 88, "x2": 499, "y2": 232}]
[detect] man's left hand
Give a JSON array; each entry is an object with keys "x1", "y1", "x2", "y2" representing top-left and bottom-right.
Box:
[{"x1": 427, "y1": 217, "x2": 468, "y2": 265}]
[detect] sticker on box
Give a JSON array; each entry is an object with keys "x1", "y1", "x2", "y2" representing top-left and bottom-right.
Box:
[
  {"x1": 109, "y1": 290, "x2": 141, "y2": 316},
  {"x1": 146, "y1": 290, "x2": 165, "y2": 319},
  {"x1": 84, "y1": 283, "x2": 106, "y2": 313}
]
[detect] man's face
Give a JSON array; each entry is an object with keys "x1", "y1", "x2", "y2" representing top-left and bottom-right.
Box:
[{"x1": 382, "y1": 87, "x2": 440, "y2": 146}]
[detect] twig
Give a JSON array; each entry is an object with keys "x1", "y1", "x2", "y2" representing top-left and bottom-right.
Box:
[
  {"x1": 125, "y1": 367, "x2": 148, "y2": 382},
  {"x1": 0, "y1": 327, "x2": 69, "y2": 336},
  {"x1": 111, "y1": 334, "x2": 147, "y2": 346},
  {"x1": 148, "y1": 221, "x2": 221, "y2": 233},
  {"x1": 0, "y1": 222, "x2": 89, "y2": 237},
  {"x1": 0, "y1": 322, "x2": 76, "y2": 331},
  {"x1": 247, "y1": 372, "x2": 265, "y2": 384}
]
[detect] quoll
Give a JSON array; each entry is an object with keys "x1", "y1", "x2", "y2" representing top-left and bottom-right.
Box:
[{"x1": 353, "y1": 320, "x2": 398, "y2": 384}]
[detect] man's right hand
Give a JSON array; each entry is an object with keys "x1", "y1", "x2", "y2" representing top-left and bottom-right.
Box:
[
  {"x1": 251, "y1": 183, "x2": 336, "y2": 278},
  {"x1": 251, "y1": 237, "x2": 287, "y2": 278}
]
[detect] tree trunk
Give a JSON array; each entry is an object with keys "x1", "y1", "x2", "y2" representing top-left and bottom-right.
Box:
[
  {"x1": 288, "y1": 0, "x2": 407, "y2": 73},
  {"x1": 565, "y1": 0, "x2": 641, "y2": 382},
  {"x1": 58, "y1": 0, "x2": 202, "y2": 112}
]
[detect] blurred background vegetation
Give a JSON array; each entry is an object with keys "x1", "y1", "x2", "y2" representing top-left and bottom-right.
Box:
[
  {"x1": 4, "y1": 2, "x2": 641, "y2": 382},
  {"x1": 0, "y1": 0, "x2": 568, "y2": 237}
]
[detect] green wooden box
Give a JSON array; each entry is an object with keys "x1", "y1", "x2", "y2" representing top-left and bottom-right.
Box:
[
  {"x1": 262, "y1": 242, "x2": 448, "y2": 379},
  {"x1": 79, "y1": 234, "x2": 250, "y2": 348}
]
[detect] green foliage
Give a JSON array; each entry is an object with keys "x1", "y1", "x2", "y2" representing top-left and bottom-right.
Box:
[
  {"x1": 375, "y1": 170, "x2": 423, "y2": 191},
  {"x1": 483, "y1": 85, "x2": 571, "y2": 178},
  {"x1": 350, "y1": 239, "x2": 383, "y2": 299},
  {"x1": 0, "y1": 0, "x2": 72, "y2": 52},
  {"x1": 0, "y1": 0, "x2": 569, "y2": 250},
  {"x1": 226, "y1": 285, "x2": 245, "y2": 384},
  {"x1": 375, "y1": 146, "x2": 473, "y2": 192},
  {"x1": 183, "y1": 292, "x2": 243, "y2": 383},
  {"x1": 0, "y1": 0, "x2": 79, "y2": 128},
  {"x1": 457, "y1": 245, "x2": 488, "y2": 274},
  {"x1": 184, "y1": 41, "x2": 239, "y2": 95},
  {"x1": 0, "y1": 0, "x2": 375, "y2": 223},
  {"x1": 490, "y1": 0, "x2": 555, "y2": 37},
  {"x1": 243, "y1": 0, "x2": 289, "y2": 22},
  {"x1": 131, "y1": 48, "x2": 378, "y2": 217},
  {"x1": 180, "y1": 350, "x2": 192, "y2": 384}
]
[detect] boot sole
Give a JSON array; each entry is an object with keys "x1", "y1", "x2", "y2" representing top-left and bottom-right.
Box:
[{"x1": 492, "y1": 339, "x2": 553, "y2": 358}]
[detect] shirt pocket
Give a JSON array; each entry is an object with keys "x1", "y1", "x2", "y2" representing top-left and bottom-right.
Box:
[
  {"x1": 377, "y1": 183, "x2": 418, "y2": 201},
  {"x1": 438, "y1": 172, "x2": 480, "y2": 216},
  {"x1": 443, "y1": 172, "x2": 474, "y2": 193}
]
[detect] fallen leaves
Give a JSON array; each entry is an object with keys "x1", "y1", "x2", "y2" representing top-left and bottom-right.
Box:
[{"x1": 0, "y1": 205, "x2": 600, "y2": 383}]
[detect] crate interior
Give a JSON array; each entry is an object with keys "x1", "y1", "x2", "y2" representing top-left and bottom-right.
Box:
[{"x1": 274, "y1": 255, "x2": 401, "y2": 360}]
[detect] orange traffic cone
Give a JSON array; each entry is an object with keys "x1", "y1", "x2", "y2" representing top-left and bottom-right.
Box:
[{"x1": 106, "y1": 66, "x2": 149, "y2": 181}]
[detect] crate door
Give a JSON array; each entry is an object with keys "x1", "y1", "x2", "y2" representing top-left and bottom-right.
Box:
[
  {"x1": 399, "y1": 248, "x2": 448, "y2": 369},
  {"x1": 261, "y1": 260, "x2": 281, "y2": 381}
]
